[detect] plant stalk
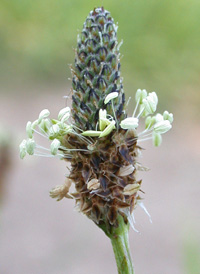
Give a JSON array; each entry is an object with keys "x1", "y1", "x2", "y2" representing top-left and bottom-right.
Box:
[{"x1": 98, "y1": 215, "x2": 134, "y2": 274}]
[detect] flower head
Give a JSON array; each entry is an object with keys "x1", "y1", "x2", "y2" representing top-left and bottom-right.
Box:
[{"x1": 20, "y1": 7, "x2": 173, "y2": 232}]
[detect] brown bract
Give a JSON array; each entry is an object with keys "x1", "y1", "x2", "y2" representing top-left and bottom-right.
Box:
[{"x1": 62, "y1": 129, "x2": 143, "y2": 228}]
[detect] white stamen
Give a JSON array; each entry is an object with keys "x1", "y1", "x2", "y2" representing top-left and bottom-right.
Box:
[
  {"x1": 120, "y1": 117, "x2": 139, "y2": 130},
  {"x1": 58, "y1": 107, "x2": 70, "y2": 121},
  {"x1": 38, "y1": 109, "x2": 50, "y2": 123},
  {"x1": 26, "y1": 139, "x2": 36, "y2": 155},
  {"x1": 26, "y1": 121, "x2": 33, "y2": 138},
  {"x1": 163, "y1": 111, "x2": 173, "y2": 123},
  {"x1": 135, "y1": 89, "x2": 147, "y2": 104},
  {"x1": 50, "y1": 139, "x2": 61, "y2": 155},
  {"x1": 154, "y1": 120, "x2": 172, "y2": 134},
  {"x1": 104, "y1": 92, "x2": 118, "y2": 104},
  {"x1": 19, "y1": 139, "x2": 27, "y2": 159}
]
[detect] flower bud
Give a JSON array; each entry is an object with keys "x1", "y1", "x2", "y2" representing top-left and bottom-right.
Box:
[
  {"x1": 26, "y1": 139, "x2": 36, "y2": 155},
  {"x1": 104, "y1": 92, "x2": 118, "y2": 104},
  {"x1": 135, "y1": 89, "x2": 147, "y2": 104},
  {"x1": 163, "y1": 111, "x2": 173, "y2": 123},
  {"x1": 153, "y1": 132, "x2": 162, "y2": 147},
  {"x1": 38, "y1": 109, "x2": 50, "y2": 123},
  {"x1": 120, "y1": 117, "x2": 139, "y2": 130},
  {"x1": 50, "y1": 139, "x2": 60, "y2": 155},
  {"x1": 154, "y1": 120, "x2": 172, "y2": 134},
  {"x1": 19, "y1": 139, "x2": 27, "y2": 159}
]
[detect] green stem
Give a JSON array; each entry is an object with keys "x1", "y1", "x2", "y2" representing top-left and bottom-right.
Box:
[{"x1": 98, "y1": 215, "x2": 134, "y2": 274}]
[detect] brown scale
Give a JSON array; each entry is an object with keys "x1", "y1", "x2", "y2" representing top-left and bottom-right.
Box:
[{"x1": 63, "y1": 128, "x2": 142, "y2": 227}]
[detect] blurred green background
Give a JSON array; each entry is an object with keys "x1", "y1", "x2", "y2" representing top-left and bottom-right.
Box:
[{"x1": 1, "y1": 0, "x2": 200, "y2": 114}]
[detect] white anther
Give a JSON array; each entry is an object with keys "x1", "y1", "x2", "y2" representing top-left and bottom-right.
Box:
[
  {"x1": 135, "y1": 89, "x2": 147, "y2": 104},
  {"x1": 99, "y1": 109, "x2": 109, "y2": 131},
  {"x1": 58, "y1": 107, "x2": 71, "y2": 121},
  {"x1": 145, "y1": 116, "x2": 156, "y2": 129},
  {"x1": 104, "y1": 92, "x2": 118, "y2": 104},
  {"x1": 82, "y1": 130, "x2": 102, "y2": 137},
  {"x1": 154, "y1": 120, "x2": 172, "y2": 134},
  {"x1": 99, "y1": 120, "x2": 116, "y2": 138},
  {"x1": 142, "y1": 92, "x2": 158, "y2": 115},
  {"x1": 38, "y1": 109, "x2": 50, "y2": 123},
  {"x1": 26, "y1": 121, "x2": 33, "y2": 138},
  {"x1": 163, "y1": 111, "x2": 173, "y2": 123},
  {"x1": 19, "y1": 139, "x2": 27, "y2": 159},
  {"x1": 26, "y1": 138, "x2": 36, "y2": 155},
  {"x1": 120, "y1": 117, "x2": 139, "y2": 129},
  {"x1": 50, "y1": 139, "x2": 61, "y2": 155}
]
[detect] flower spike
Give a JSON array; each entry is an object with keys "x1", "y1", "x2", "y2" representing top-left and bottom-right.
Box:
[{"x1": 19, "y1": 7, "x2": 174, "y2": 274}]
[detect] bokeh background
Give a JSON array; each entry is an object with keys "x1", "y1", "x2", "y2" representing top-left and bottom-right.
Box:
[{"x1": 0, "y1": 0, "x2": 200, "y2": 273}]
